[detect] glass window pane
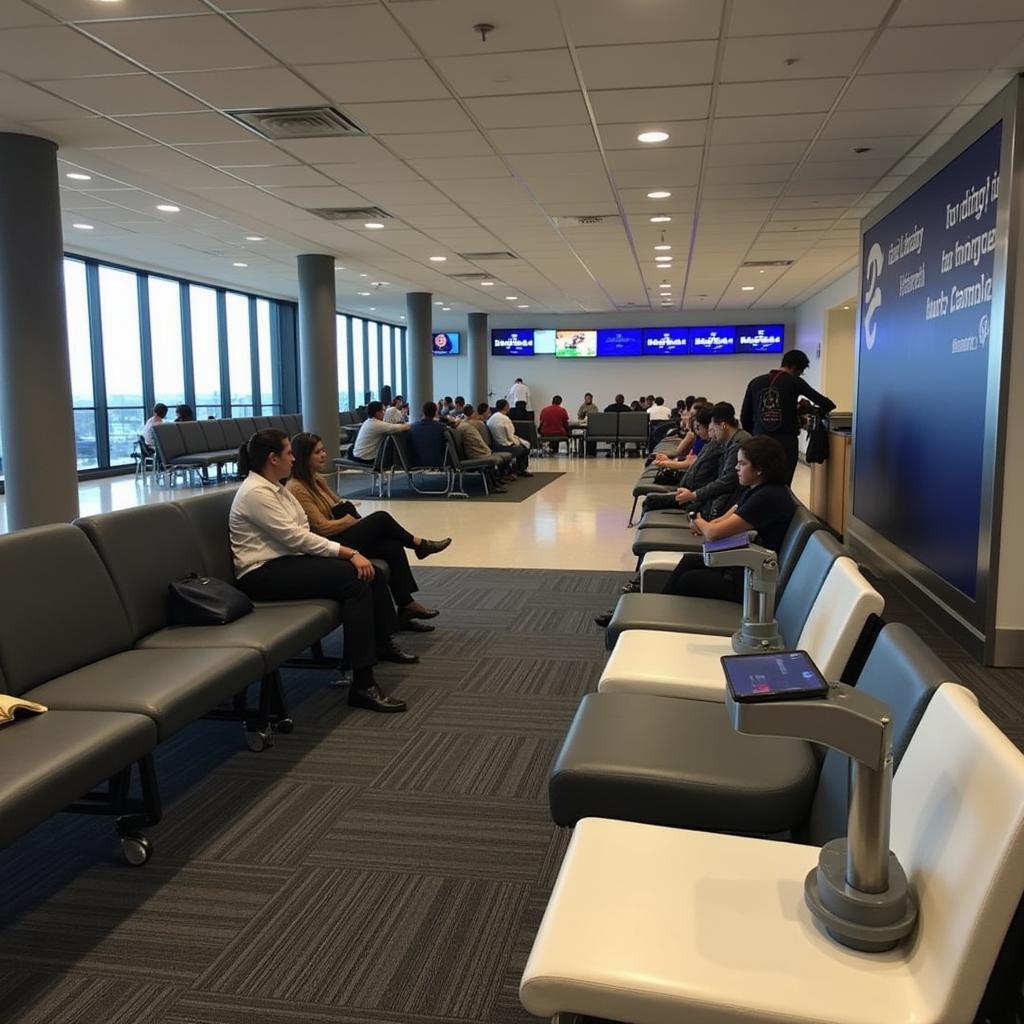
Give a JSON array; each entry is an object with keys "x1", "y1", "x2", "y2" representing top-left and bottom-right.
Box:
[
  {"x1": 73, "y1": 409, "x2": 98, "y2": 471},
  {"x1": 366, "y1": 320, "x2": 379, "y2": 398},
  {"x1": 64, "y1": 259, "x2": 94, "y2": 408},
  {"x1": 225, "y1": 292, "x2": 253, "y2": 414},
  {"x1": 381, "y1": 324, "x2": 392, "y2": 391},
  {"x1": 337, "y1": 314, "x2": 350, "y2": 412},
  {"x1": 98, "y1": 266, "x2": 143, "y2": 466},
  {"x1": 256, "y1": 299, "x2": 276, "y2": 410},
  {"x1": 148, "y1": 277, "x2": 185, "y2": 405},
  {"x1": 190, "y1": 284, "x2": 221, "y2": 418},
  {"x1": 395, "y1": 328, "x2": 405, "y2": 397},
  {"x1": 352, "y1": 318, "x2": 365, "y2": 405}
]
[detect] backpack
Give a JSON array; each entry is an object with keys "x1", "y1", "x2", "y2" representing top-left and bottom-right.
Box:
[
  {"x1": 756, "y1": 370, "x2": 785, "y2": 432},
  {"x1": 805, "y1": 415, "x2": 830, "y2": 464}
]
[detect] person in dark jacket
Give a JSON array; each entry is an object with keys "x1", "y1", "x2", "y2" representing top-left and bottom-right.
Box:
[
  {"x1": 741, "y1": 348, "x2": 835, "y2": 483},
  {"x1": 408, "y1": 402, "x2": 448, "y2": 467}
]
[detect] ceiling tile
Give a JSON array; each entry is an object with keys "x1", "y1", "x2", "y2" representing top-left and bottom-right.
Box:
[
  {"x1": 39, "y1": 73, "x2": 203, "y2": 116},
  {"x1": 297, "y1": 59, "x2": 450, "y2": 105},
  {"x1": 38, "y1": 0, "x2": 207, "y2": 20},
  {"x1": 354, "y1": 181, "x2": 449, "y2": 206},
  {"x1": 0, "y1": 73, "x2": 92, "y2": 120},
  {"x1": 435, "y1": 49, "x2": 578, "y2": 97},
  {"x1": 577, "y1": 41, "x2": 717, "y2": 89},
  {"x1": 590, "y1": 86, "x2": 711, "y2": 124},
  {"x1": 31, "y1": 116, "x2": 148, "y2": 147},
  {"x1": 465, "y1": 92, "x2": 589, "y2": 129},
  {"x1": 117, "y1": 111, "x2": 256, "y2": 144},
  {"x1": 721, "y1": 31, "x2": 873, "y2": 82},
  {"x1": 561, "y1": 0, "x2": 723, "y2": 46},
  {"x1": 177, "y1": 139, "x2": 295, "y2": 165},
  {"x1": 807, "y1": 135, "x2": 918, "y2": 161},
  {"x1": 268, "y1": 185, "x2": 372, "y2": 209},
  {"x1": 716, "y1": 78, "x2": 844, "y2": 117},
  {"x1": 166, "y1": 67, "x2": 323, "y2": 109},
  {"x1": 822, "y1": 107, "x2": 950, "y2": 139},
  {"x1": 711, "y1": 113, "x2": 825, "y2": 144},
  {"x1": 600, "y1": 120, "x2": 708, "y2": 150},
  {"x1": 0, "y1": 25, "x2": 134, "y2": 78},
  {"x1": 841, "y1": 71, "x2": 986, "y2": 111},
  {"x1": 487, "y1": 124, "x2": 597, "y2": 154},
  {"x1": 710, "y1": 164, "x2": 795, "y2": 184},
  {"x1": 407, "y1": 155, "x2": 510, "y2": 180},
  {"x1": 436, "y1": 178, "x2": 533, "y2": 204},
  {"x1": 87, "y1": 145, "x2": 239, "y2": 186},
  {"x1": 728, "y1": 0, "x2": 891, "y2": 35},
  {"x1": 322, "y1": 161, "x2": 424, "y2": 184},
  {"x1": 708, "y1": 140, "x2": 807, "y2": 165},
  {"x1": 345, "y1": 99, "x2": 475, "y2": 134},
  {"x1": 228, "y1": 165, "x2": 331, "y2": 188},
  {"x1": 0, "y1": 1, "x2": 58, "y2": 29},
  {"x1": 235, "y1": 5, "x2": 417, "y2": 64},
  {"x1": 382, "y1": 131, "x2": 493, "y2": 159},
  {"x1": 505, "y1": 152, "x2": 606, "y2": 178},
  {"x1": 890, "y1": 0, "x2": 1024, "y2": 25},
  {"x1": 86, "y1": 15, "x2": 271, "y2": 73},
  {"x1": 278, "y1": 136, "x2": 394, "y2": 163},
  {"x1": 862, "y1": 23, "x2": 1024, "y2": 73}
]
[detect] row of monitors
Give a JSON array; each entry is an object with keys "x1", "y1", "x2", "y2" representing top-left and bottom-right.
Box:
[{"x1": 433, "y1": 325, "x2": 784, "y2": 358}]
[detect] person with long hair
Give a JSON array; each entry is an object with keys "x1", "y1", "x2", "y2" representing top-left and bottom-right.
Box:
[
  {"x1": 230, "y1": 429, "x2": 418, "y2": 713},
  {"x1": 286, "y1": 432, "x2": 450, "y2": 631}
]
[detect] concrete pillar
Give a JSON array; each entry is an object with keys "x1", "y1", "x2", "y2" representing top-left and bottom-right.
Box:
[
  {"x1": 405, "y1": 291, "x2": 432, "y2": 414},
  {"x1": 296, "y1": 254, "x2": 339, "y2": 453},
  {"x1": 467, "y1": 311, "x2": 488, "y2": 406},
  {"x1": 0, "y1": 133, "x2": 79, "y2": 529}
]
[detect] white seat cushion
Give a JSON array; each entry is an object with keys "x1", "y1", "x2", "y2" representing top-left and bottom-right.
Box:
[
  {"x1": 599, "y1": 630, "x2": 733, "y2": 701},
  {"x1": 640, "y1": 550, "x2": 684, "y2": 590}
]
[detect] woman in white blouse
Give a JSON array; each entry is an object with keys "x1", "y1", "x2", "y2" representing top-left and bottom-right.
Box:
[{"x1": 230, "y1": 429, "x2": 413, "y2": 713}]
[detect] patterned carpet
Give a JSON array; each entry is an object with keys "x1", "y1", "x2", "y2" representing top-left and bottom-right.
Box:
[
  {"x1": 0, "y1": 566, "x2": 627, "y2": 1024},
  {"x1": 338, "y1": 472, "x2": 564, "y2": 503}
]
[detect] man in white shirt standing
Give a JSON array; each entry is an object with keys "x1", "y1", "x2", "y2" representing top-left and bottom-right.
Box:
[
  {"x1": 487, "y1": 399, "x2": 533, "y2": 477},
  {"x1": 351, "y1": 400, "x2": 410, "y2": 463},
  {"x1": 506, "y1": 377, "x2": 530, "y2": 409},
  {"x1": 230, "y1": 429, "x2": 416, "y2": 713},
  {"x1": 382, "y1": 395, "x2": 406, "y2": 423}
]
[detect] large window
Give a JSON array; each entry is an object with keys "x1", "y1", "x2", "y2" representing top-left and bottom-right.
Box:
[
  {"x1": 256, "y1": 299, "x2": 278, "y2": 412},
  {"x1": 225, "y1": 291, "x2": 253, "y2": 416},
  {"x1": 98, "y1": 266, "x2": 144, "y2": 466},
  {"x1": 337, "y1": 314, "x2": 350, "y2": 412},
  {"x1": 366, "y1": 320, "x2": 380, "y2": 399},
  {"x1": 189, "y1": 284, "x2": 221, "y2": 419},
  {"x1": 381, "y1": 324, "x2": 392, "y2": 394},
  {"x1": 351, "y1": 318, "x2": 365, "y2": 406},
  {"x1": 64, "y1": 258, "x2": 98, "y2": 469},
  {"x1": 148, "y1": 276, "x2": 185, "y2": 406}
]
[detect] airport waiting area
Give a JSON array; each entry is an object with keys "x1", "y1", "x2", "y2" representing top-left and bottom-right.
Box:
[{"x1": 2, "y1": 4, "x2": 1024, "y2": 1024}]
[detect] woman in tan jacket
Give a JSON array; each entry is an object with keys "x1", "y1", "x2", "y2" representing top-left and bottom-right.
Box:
[{"x1": 287, "y1": 432, "x2": 450, "y2": 630}]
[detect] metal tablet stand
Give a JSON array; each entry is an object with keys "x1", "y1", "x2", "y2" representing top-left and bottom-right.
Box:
[
  {"x1": 725, "y1": 681, "x2": 918, "y2": 952},
  {"x1": 703, "y1": 540, "x2": 784, "y2": 654}
]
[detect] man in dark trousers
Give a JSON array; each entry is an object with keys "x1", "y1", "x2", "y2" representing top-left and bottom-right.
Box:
[{"x1": 741, "y1": 349, "x2": 835, "y2": 484}]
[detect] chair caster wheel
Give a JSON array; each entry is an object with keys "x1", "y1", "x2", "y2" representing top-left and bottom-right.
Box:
[
  {"x1": 121, "y1": 834, "x2": 152, "y2": 866},
  {"x1": 244, "y1": 728, "x2": 273, "y2": 752},
  {"x1": 273, "y1": 717, "x2": 294, "y2": 734}
]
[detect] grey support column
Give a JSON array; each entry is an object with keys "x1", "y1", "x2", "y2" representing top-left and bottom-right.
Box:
[
  {"x1": 296, "y1": 254, "x2": 339, "y2": 452},
  {"x1": 405, "y1": 291, "x2": 432, "y2": 414},
  {"x1": 0, "y1": 133, "x2": 79, "y2": 529},
  {"x1": 467, "y1": 311, "x2": 488, "y2": 406}
]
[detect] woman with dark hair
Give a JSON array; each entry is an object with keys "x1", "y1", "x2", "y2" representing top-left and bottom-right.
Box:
[
  {"x1": 286, "y1": 432, "x2": 449, "y2": 631},
  {"x1": 658, "y1": 434, "x2": 796, "y2": 602},
  {"x1": 174, "y1": 403, "x2": 195, "y2": 422},
  {"x1": 229, "y1": 429, "x2": 416, "y2": 713}
]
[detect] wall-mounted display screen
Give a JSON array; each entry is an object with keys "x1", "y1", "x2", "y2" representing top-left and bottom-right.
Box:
[
  {"x1": 432, "y1": 331, "x2": 460, "y2": 356},
  {"x1": 737, "y1": 324, "x2": 784, "y2": 354},
  {"x1": 642, "y1": 327, "x2": 690, "y2": 356},
  {"x1": 555, "y1": 330, "x2": 597, "y2": 357},
  {"x1": 597, "y1": 328, "x2": 642, "y2": 357},
  {"x1": 491, "y1": 329, "x2": 534, "y2": 356},
  {"x1": 691, "y1": 326, "x2": 736, "y2": 355},
  {"x1": 534, "y1": 329, "x2": 556, "y2": 354}
]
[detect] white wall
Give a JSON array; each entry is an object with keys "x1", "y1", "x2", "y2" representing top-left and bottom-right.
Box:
[
  {"x1": 428, "y1": 309, "x2": 793, "y2": 413},
  {"x1": 793, "y1": 269, "x2": 857, "y2": 396}
]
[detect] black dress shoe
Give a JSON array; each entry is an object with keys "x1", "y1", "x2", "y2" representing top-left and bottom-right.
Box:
[
  {"x1": 348, "y1": 684, "x2": 407, "y2": 713},
  {"x1": 405, "y1": 606, "x2": 440, "y2": 620},
  {"x1": 415, "y1": 537, "x2": 452, "y2": 560},
  {"x1": 398, "y1": 614, "x2": 435, "y2": 633},
  {"x1": 376, "y1": 641, "x2": 420, "y2": 664},
  {"x1": 620, "y1": 578, "x2": 642, "y2": 594},
  {"x1": 594, "y1": 611, "x2": 613, "y2": 628}
]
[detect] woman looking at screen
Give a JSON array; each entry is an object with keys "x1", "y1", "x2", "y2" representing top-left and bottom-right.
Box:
[
  {"x1": 662, "y1": 435, "x2": 795, "y2": 602},
  {"x1": 286, "y1": 432, "x2": 450, "y2": 631}
]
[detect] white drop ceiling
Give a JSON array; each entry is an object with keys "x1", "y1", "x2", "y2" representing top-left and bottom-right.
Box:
[{"x1": 0, "y1": 0, "x2": 1021, "y2": 321}]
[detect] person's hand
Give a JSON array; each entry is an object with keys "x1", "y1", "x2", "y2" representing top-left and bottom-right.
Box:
[
  {"x1": 350, "y1": 552, "x2": 375, "y2": 580},
  {"x1": 653, "y1": 452, "x2": 668, "y2": 463},
  {"x1": 674, "y1": 487, "x2": 696, "y2": 505}
]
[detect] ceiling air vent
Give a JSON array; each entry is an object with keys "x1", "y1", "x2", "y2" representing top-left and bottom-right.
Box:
[
  {"x1": 448, "y1": 272, "x2": 494, "y2": 281},
  {"x1": 226, "y1": 106, "x2": 364, "y2": 141},
  {"x1": 552, "y1": 215, "x2": 609, "y2": 226},
  {"x1": 741, "y1": 259, "x2": 794, "y2": 268},
  {"x1": 457, "y1": 251, "x2": 518, "y2": 261},
  {"x1": 308, "y1": 207, "x2": 391, "y2": 222}
]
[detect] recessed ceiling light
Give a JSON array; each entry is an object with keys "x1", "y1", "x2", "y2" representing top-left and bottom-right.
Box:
[
  {"x1": 246, "y1": 235, "x2": 264, "y2": 241},
  {"x1": 843, "y1": 305, "x2": 850, "y2": 310},
  {"x1": 364, "y1": 222, "x2": 384, "y2": 229},
  {"x1": 233, "y1": 262, "x2": 248, "y2": 267},
  {"x1": 505, "y1": 295, "x2": 518, "y2": 300},
  {"x1": 66, "y1": 172, "x2": 91, "y2": 181},
  {"x1": 360, "y1": 273, "x2": 368, "y2": 277},
  {"x1": 435, "y1": 301, "x2": 445, "y2": 306},
  {"x1": 637, "y1": 130, "x2": 669, "y2": 144},
  {"x1": 372, "y1": 281, "x2": 389, "y2": 286},
  {"x1": 741, "y1": 285, "x2": 755, "y2": 291},
  {"x1": 481, "y1": 280, "x2": 495, "y2": 286},
  {"x1": 659, "y1": 283, "x2": 672, "y2": 289},
  {"x1": 429, "y1": 255, "x2": 447, "y2": 262},
  {"x1": 650, "y1": 216, "x2": 671, "y2": 223},
  {"x1": 655, "y1": 256, "x2": 673, "y2": 262},
  {"x1": 369, "y1": 307, "x2": 376, "y2": 311},
  {"x1": 358, "y1": 291, "x2": 371, "y2": 296},
  {"x1": 654, "y1": 244, "x2": 672, "y2": 251},
  {"x1": 517, "y1": 304, "x2": 529, "y2": 309},
  {"x1": 335, "y1": 265, "x2": 345, "y2": 271},
  {"x1": 647, "y1": 190, "x2": 671, "y2": 199},
  {"x1": 156, "y1": 203, "x2": 179, "y2": 213},
  {"x1": 72, "y1": 223, "x2": 93, "y2": 230},
  {"x1": 759, "y1": 269, "x2": 765, "y2": 273},
  {"x1": 441, "y1": 306, "x2": 451, "y2": 311}
]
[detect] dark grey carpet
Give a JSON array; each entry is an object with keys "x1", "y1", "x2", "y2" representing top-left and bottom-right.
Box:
[
  {"x1": 0, "y1": 566, "x2": 627, "y2": 1024},
  {"x1": 337, "y1": 472, "x2": 563, "y2": 502}
]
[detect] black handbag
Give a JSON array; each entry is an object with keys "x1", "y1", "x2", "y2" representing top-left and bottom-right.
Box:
[
  {"x1": 168, "y1": 573, "x2": 254, "y2": 626},
  {"x1": 330, "y1": 500, "x2": 362, "y2": 520},
  {"x1": 653, "y1": 467, "x2": 682, "y2": 486},
  {"x1": 805, "y1": 417, "x2": 830, "y2": 464}
]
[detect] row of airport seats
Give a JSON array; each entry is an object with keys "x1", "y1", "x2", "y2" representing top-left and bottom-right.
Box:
[
  {"x1": 151, "y1": 414, "x2": 303, "y2": 485},
  {"x1": 0, "y1": 487, "x2": 359, "y2": 866},
  {"x1": 519, "y1": 512, "x2": 1024, "y2": 1023},
  {"x1": 582, "y1": 410, "x2": 653, "y2": 461}
]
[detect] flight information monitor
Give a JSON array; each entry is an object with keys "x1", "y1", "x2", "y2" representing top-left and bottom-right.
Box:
[
  {"x1": 597, "y1": 328, "x2": 642, "y2": 357},
  {"x1": 691, "y1": 326, "x2": 736, "y2": 355},
  {"x1": 432, "y1": 331, "x2": 460, "y2": 356},
  {"x1": 534, "y1": 329, "x2": 556, "y2": 354},
  {"x1": 642, "y1": 327, "x2": 690, "y2": 356},
  {"x1": 555, "y1": 330, "x2": 597, "y2": 357},
  {"x1": 737, "y1": 324, "x2": 784, "y2": 354},
  {"x1": 491, "y1": 329, "x2": 535, "y2": 356}
]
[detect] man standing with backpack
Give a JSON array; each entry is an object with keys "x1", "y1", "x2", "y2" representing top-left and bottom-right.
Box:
[{"x1": 741, "y1": 349, "x2": 835, "y2": 483}]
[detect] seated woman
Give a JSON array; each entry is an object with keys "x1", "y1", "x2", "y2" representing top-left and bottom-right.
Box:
[
  {"x1": 286, "y1": 432, "x2": 451, "y2": 632},
  {"x1": 230, "y1": 429, "x2": 420, "y2": 714},
  {"x1": 661, "y1": 435, "x2": 795, "y2": 602}
]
